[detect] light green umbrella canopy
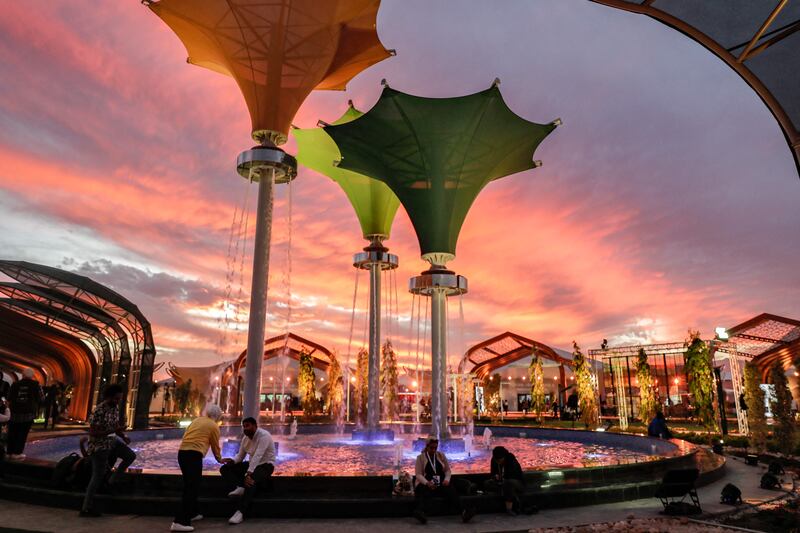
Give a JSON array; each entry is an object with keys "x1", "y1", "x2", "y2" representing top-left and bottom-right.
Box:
[
  {"x1": 324, "y1": 83, "x2": 558, "y2": 264},
  {"x1": 293, "y1": 105, "x2": 401, "y2": 240}
]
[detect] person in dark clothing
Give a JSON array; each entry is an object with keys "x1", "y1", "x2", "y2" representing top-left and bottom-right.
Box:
[
  {"x1": 0, "y1": 372, "x2": 10, "y2": 400},
  {"x1": 484, "y1": 446, "x2": 528, "y2": 515},
  {"x1": 0, "y1": 396, "x2": 9, "y2": 475},
  {"x1": 43, "y1": 384, "x2": 60, "y2": 429},
  {"x1": 647, "y1": 411, "x2": 672, "y2": 439},
  {"x1": 413, "y1": 437, "x2": 475, "y2": 524},
  {"x1": 7, "y1": 368, "x2": 44, "y2": 460}
]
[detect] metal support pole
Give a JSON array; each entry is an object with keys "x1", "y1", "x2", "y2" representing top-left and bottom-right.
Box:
[
  {"x1": 242, "y1": 170, "x2": 274, "y2": 421},
  {"x1": 367, "y1": 262, "x2": 381, "y2": 432},
  {"x1": 430, "y1": 288, "x2": 447, "y2": 439}
]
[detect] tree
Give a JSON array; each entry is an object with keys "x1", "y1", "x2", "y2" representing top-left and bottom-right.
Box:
[
  {"x1": 297, "y1": 346, "x2": 317, "y2": 419},
  {"x1": 528, "y1": 347, "x2": 545, "y2": 422},
  {"x1": 770, "y1": 363, "x2": 796, "y2": 454},
  {"x1": 355, "y1": 347, "x2": 369, "y2": 426},
  {"x1": 457, "y1": 374, "x2": 475, "y2": 426},
  {"x1": 636, "y1": 347, "x2": 658, "y2": 423},
  {"x1": 743, "y1": 361, "x2": 767, "y2": 451},
  {"x1": 573, "y1": 341, "x2": 599, "y2": 428},
  {"x1": 380, "y1": 340, "x2": 399, "y2": 421},
  {"x1": 326, "y1": 350, "x2": 344, "y2": 423},
  {"x1": 684, "y1": 332, "x2": 718, "y2": 434},
  {"x1": 483, "y1": 373, "x2": 501, "y2": 420},
  {"x1": 174, "y1": 379, "x2": 192, "y2": 416}
]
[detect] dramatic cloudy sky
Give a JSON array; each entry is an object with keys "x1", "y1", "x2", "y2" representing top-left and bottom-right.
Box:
[{"x1": 1, "y1": 1, "x2": 798, "y2": 378}]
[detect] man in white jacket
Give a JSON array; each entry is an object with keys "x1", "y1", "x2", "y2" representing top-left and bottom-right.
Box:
[{"x1": 219, "y1": 417, "x2": 275, "y2": 525}]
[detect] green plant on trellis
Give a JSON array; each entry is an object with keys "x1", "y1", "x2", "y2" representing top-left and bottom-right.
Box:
[
  {"x1": 356, "y1": 347, "x2": 369, "y2": 426},
  {"x1": 529, "y1": 347, "x2": 546, "y2": 422},
  {"x1": 380, "y1": 340, "x2": 399, "y2": 422},
  {"x1": 684, "y1": 332, "x2": 718, "y2": 435},
  {"x1": 573, "y1": 341, "x2": 599, "y2": 428},
  {"x1": 483, "y1": 373, "x2": 501, "y2": 420},
  {"x1": 326, "y1": 350, "x2": 344, "y2": 422},
  {"x1": 770, "y1": 363, "x2": 796, "y2": 454},
  {"x1": 636, "y1": 347, "x2": 658, "y2": 423},
  {"x1": 297, "y1": 346, "x2": 317, "y2": 419},
  {"x1": 744, "y1": 361, "x2": 767, "y2": 451}
]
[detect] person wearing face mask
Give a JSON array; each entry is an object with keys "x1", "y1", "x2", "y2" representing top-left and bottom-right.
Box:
[
  {"x1": 413, "y1": 436, "x2": 475, "y2": 524},
  {"x1": 220, "y1": 417, "x2": 276, "y2": 525},
  {"x1": 80, "y1": 384, "x2": 136, "y2": 517}
]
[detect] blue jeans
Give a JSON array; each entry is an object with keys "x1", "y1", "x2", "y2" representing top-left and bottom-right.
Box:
[{"x1": 81, "y1": 440, "x2": 136, "y2": 512}]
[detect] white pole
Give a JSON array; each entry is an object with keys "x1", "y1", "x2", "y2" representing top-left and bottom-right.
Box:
[
  {"x1": 367, "y1": 262, "x2": 381, "y2": 432},
  {"x1": 241, "y1": 168, "x2": 275, "y2": 420}
]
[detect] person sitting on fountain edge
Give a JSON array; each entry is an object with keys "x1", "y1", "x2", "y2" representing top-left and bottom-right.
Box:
[
  {"x1": 484, "y1": 446, "x2": 536, "y2": 516},
  {"x1": 413, "y1": 436, "x2": 475, "y2": 524},
  {"x1": 647, "y1": 411, "x2": 672, "y2": 439},
  {"x1": 220, "y1": 417, "x2": 275, "y2": 525}
]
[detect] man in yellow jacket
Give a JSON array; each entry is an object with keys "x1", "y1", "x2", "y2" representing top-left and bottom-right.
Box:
[{"x1": 170, "y1": 404, "x2": 231, "y2": 532}]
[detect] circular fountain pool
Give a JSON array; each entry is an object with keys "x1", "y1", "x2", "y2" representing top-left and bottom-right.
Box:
[{"x1": 24, "y1": 425, "x2": 686, "y2": 476}]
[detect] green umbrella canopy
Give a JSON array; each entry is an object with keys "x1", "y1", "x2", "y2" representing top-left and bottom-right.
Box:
[
  {"x1": 324, "y1": 82, "x2": 558, "y2": 265},
  {"x1": 293, "y1": 105, "x2": 401, "y2": 241}
]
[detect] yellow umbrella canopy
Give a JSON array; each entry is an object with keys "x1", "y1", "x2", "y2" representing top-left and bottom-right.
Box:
[{"x1": 147, "y1": 0, "x2": 392, "y2": 144}]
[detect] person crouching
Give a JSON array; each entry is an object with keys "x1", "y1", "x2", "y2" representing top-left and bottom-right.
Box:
[
  {"x1": 220, "y1": 417, "x2": 276, "y2": 525},
  {"x1": 170, "y1": 404, "x2": 229, "y2": 532},
  {"x1": 413, "y1": 436, "x2": 475, "y2": 524}
]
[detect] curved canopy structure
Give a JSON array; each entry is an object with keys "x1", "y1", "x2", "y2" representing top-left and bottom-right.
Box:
[
  {"x1": 324, "y1": 82, "x2": 558, "y2": 263},
  {"x1": 0, "y1": 307, "x2": 96, "y2": 420},
  {"x1": 0, "y1": 261, "x2": 156, "y2": 429},
  {"x1": 147, "y1": 0, "x2": 392, "y2": 143},
  {"x1": 231, "y1": 332, "x2": 334, "y2": 376},
  {"x1": 293, "y1": 104, "x2": 400, "y2": 239},
  {"x1": 717, "y1": 312, "x2": 800, "y2": 381},
  {"x1": 592, "y1": 0, "x2": 800, "y2": 177}
]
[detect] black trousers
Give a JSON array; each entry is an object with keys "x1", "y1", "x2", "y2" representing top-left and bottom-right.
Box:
[
  {"x1": 414, "y1": 482, "x2": 462, "y2": 514},
  {"x1": 6, "y1": 420, "x2": 33, "y2": 455},
  {"x1": 220, "y1": 461, "x2": 274, "y2": 516},
  {"x1": 175, "y1": 450, "x2": 204, "y2": 525},
  {"x1": 484, "y1": 478, "x2": 525, "y2": 504}
]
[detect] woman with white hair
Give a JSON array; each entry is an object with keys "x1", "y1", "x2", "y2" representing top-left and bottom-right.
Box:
[
  {"x1": 7, "y1": 367, "x2": 44, "y2": 460},
  {"x1": 170, "y1": 404, "x2": 232, "y2": 532}
]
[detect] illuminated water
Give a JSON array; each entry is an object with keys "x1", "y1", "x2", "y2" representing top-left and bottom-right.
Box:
[{"x1": 29, "y1": 434, "x2": 657, "y2": 475}]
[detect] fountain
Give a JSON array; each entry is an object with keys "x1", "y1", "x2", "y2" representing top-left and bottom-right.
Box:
[
  {"x1": 293, "y1": 104, "x2": 401, "y2": 441},
  {"x1": 147, "y1": 0, "x2": 393, "y2": 420},
  {"x1": 325, "y1": 79, "x2": 560, "y2": 448}
]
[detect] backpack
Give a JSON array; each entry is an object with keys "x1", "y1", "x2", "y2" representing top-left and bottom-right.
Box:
[
  {"x1": 768, "y1": 461, "x2": 785, "y2": 476},
  {"x1": 720, "y1": 483, "x2": 742, "y2": 505},
  {"x1": 52, "y1": 453, "x2": 82, "y2": 488}
]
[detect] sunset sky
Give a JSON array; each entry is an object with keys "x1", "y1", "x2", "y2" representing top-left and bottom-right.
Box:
[{"x1": 1, "y1": 1, "x2": 798, "y2": 379}]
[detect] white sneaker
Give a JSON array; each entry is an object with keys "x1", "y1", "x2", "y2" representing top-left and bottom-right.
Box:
[
  {"x1": 228, "y1": 486, "x2": 245, "y2": 498},
  {"x1": 170, "y1": 523, "x2": 194, "y2": 532},
  {"x1": 190, "y1": 514, "x2": 203, "y2": 521},
  {"x1": 228, "y1": 511, "x2": 244, "y2": 525}
]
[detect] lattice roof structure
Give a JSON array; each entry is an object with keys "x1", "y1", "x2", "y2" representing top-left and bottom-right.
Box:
[
  {"x1": 232, "y1": 332, "x2": 334, "y2": 376},
  {"x1": 592, "y1": 0, "x2": 800, "y2": 177},
  {"x1": 589, "y1": 341, "x2": 690, "y2": 360},
  {"x1": 464, "y1": 331, "x2": 572, "y2": 379},
  {"x1": 722, "y1": 313, "x2": 800, "y2": 380}
]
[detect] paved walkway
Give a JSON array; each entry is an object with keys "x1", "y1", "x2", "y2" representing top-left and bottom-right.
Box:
[{"x1": 0, "y1": 454, "x2": 792, "y2": 533}]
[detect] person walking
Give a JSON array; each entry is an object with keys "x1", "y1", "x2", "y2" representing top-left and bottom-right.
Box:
[
  {"x1": 7, "y1": 368, "x2": 44, "y2": 460},
  {"x1": 412, "y1": 436, "x2": 475, "y2": 524},
  {"x1": 484, "y1": 446, "x2": 530, "y2": 515},
  {"x1": 43, "y1": 383, "x2": 60, "y2": 429},
  {"x1": 80, "y1": 384, "x2": 136, "y2": 517},
  {"x1": 0, "y1": 397, "x2": 10, "y2": 475},
  {"x1": 219, "y1": 417, "x2": 276, "y2": 525},
  {"x1": 170, "y1": 404, "x2": 228, "y2": 532}
]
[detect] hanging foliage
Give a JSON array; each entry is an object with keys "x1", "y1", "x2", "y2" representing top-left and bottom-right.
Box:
[
  {"x1": 356, "y1": 347, "x2": 369, "y2": 426},
  {"x1": 457, "y1": 374, "x2": 475, "y2": 426},
  {"x1": 380, "y1": 340, "x2": 400, "y2": 422},
  {"x1": 636, "y1": 347, "x2": 658, "y2": 423},
  {"x1": 744, "y1": 361, "x2": 767, "y2": 451},
  {"x1": 684, "y1": 332, "x2": 718, "y2": 434},
  {"x1": 297, "y1": 346, "x2": 317, "y2": 419},
  {"x1": 483, "y1": 373, "x2": 501, "y2": 420},
  {"x1": 770, "y1": 363, "x2": 796, "y2": 454},
  {"x1": 573, "y1": 341, "x2": 599, "y2": 428},
  {"x1": 528, "y1": 347, "x2": 545, "y2": 422},
  {"x1": 326, "y1": 350, "x2": 345, "y2": 423}
]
